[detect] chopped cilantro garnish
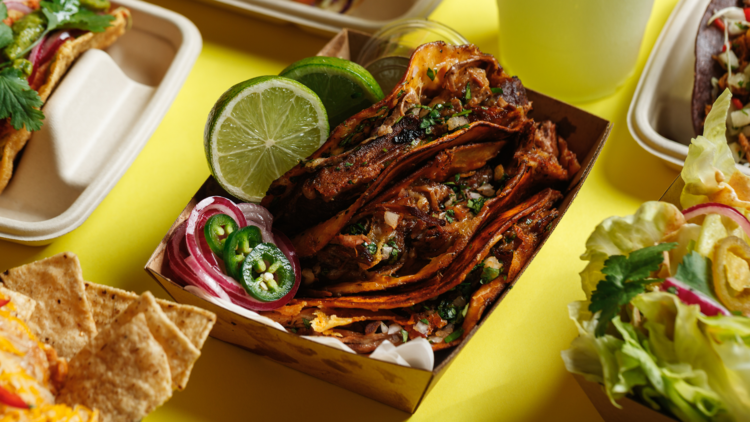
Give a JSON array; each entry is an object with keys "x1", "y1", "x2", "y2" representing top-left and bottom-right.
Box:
[
  {"x1": 452, "y1": 109, "x2": 473, "y2": 117},
  {"x1": 394, "y1": 115, "x2": 403, "y2": 124},
  {"x1": 382, "y1": 148, "x2": 389, "y2": 153},
  {"x1": 346, "y1": 222, "x2": 367, "y2": 235},
  {"x1": 445, "y1": 209, "x2": 454, "y2": 223},
  {"x1": 420, "y1": 318, "x2": 429, "y2": 325},
  {"x1": 427, "y1": 67, "x2": 436, "y2": 81},
  {"x1": 588, "y1": 243, "x2": 677, "y2": 337},
  {"x1": 667, "y1": 286, "x2": 678, "y2": 295},
  {"x1": 467, "y1": 197, "x2": 486, "y2": 214},
  {"x1": 344, "y1": 162, "x2": 353, "y2": 167},
  {"x1": 444, "y1": 328, "x2": 463, "y2": 343},
  {"x1": 491, "y1": 87, "x2": 504, "y2": 95},
  {"x1": 400, "y1": 329, "x2": 408, "y2": 343},
  {"x1": 437, "y1": 301, "x2": 458, "y2": 321},
  {"x1": 363, "y1": 242, "x2": 377, "y2": 255},
  {"x1": 465, "y1": 82, "x2": 471, "y2": 101},
  {"x1": 302, "y1": 318, "x2": 311, "y2": 328}
]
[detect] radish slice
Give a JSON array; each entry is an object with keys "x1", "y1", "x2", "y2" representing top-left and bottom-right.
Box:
[
  {"x1": 660, "y1": 278, "x2": 731, "y2": 317},
  {"x1": 682, "y1": 202, "x2": 750, "y2": 238},
  {"x1": 3, "y1": 1, "x2": 33, "y2": 14}
]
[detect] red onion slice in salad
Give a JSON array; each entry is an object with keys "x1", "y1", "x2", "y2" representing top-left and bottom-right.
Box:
[
  {"x1": 3, "y1": 1, "x2": 33, "y2": 14},
  {"x1": 660, "y1": 278, "x2": 731, "y2": 317},
  {"x1": 682, "y1": 202, "x2": 750, "y2": 238}
]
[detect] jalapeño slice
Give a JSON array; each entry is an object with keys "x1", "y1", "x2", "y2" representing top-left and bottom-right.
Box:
[
  {"x1": 223, "y1": 226, "x2": 263, "y2": 281},
  {"x1": 204, "y1": 214, "x2": 240, "y2": 256},
  {"x1": 240, "y1": 243, "x2": 294, "y2": 302}
]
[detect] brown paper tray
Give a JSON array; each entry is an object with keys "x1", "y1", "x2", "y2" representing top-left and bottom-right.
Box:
[{"x1": 145, "y1": 29, "x2": 612, "y2": 413}]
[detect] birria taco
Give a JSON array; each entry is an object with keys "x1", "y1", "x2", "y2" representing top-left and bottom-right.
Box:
[
  {"x1": 0, "y1": 0, "x2": 130, "y2": 195},
  {"x1": 258, "y1": 42, "x2": 581, "y2": 353}
]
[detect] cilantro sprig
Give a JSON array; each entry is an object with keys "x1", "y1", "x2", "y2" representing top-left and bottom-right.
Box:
[
  {"x1": 589, "y1": 243, "x2": 677, "y2": 337},
  {"x1": 0, "y1": 68, "x2": 44, "y2": 131},
  {"x1": 674, "y1": 249, "x2": 714, "y2": 299}
]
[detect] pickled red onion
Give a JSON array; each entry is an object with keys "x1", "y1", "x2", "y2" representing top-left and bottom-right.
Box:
[
  {"x1": 166, "y1": 222, "x2": 229, "y2": 300},
  {"x1": 238, "y1": 202, "x2": 274, "y2": 242},
  {"x1": 3, "y1": 1, "x2": 33, "y2": 14},
  {"x1": 682, "y1": 202, "x2": 750, "y2": 237},
  {"x1": 661, "y1": 278, "x2": 731, "y2": 317},
  {"x1": 180, "y1": 196, "x2": 299, "y2": 311}
]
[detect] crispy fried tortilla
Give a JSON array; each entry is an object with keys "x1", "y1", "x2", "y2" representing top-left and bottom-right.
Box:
[
  {"x1": 262, "y1": 42, "x2": 532, "y2": 237},
  {"x1": 0, "y1": 252, "x2": 98, "y2": 360},
  {"x1": 57, "y1": 313, "x2": 173, "y2": 422},
  {"x1": 0, "y1": 7, "x2": 130, "y2": 195}
]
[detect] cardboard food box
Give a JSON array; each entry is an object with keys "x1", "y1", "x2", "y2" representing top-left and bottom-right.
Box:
[
  {"x1": 144, "y1": 29, "x2": 612, "y2": 413},
  {"x1": 572, "y1": 176, "x2": 687, "y2": 422}
]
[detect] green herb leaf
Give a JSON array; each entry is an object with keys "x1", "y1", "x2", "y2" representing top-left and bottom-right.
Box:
[
  {"x1": 437, "y1": 301, "x2": 457, "y2": 321},
  {"x1": 344, "y1": 162, "x2": 353, "y2": 167},
  {"x1": 420, "y1": 318, "x2": 429, "y2": 325},
  {"x1": 467, "y1": 197, "x2": 486, "y2": 214},
  {"x1": 589, "y1": 243, "x2": 677, "y2": 337},
  {"x1": 675, "y1": 250, "x2": 715, "y2": 299},
  {"x1": 302, "y1": 318, "x2": 311, "y2": 328},
  {"x1": 363, "y1": 242, "x2": 377, "y2": 255},
  {"x1": 0, "y1": 68, "x2": 45, "y2": 131},
  {"x1": 426, "y1": 67, "x2": 435, "y2": 81},
  {"x1": 491, "y1": 87, "x2": 504, "y2": 95},
  {"x1": 400, "y1": 329, "x2": 408, "y2": 343},
  {"x1": 465, "y1": 82, "x2": 471, "y2": 101},
  {"x1": 42, "y1": 0, "x2": 114, "y2": 33},
  {"x1": 346, "y1": 222, "x2": 366, "y2": 235},
  {"x1": 452, "y1": 109, "x2": 472, "y2": 117},
  {"x1": 444, "y1": 328, "x2": 463, "y2": 343}
]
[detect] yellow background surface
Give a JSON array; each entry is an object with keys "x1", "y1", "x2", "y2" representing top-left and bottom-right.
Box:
[{"x1": 0, "y1": 0, "x2": 684, "y2": 420}]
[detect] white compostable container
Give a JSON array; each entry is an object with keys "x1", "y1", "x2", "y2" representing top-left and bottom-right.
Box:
[
  {"x1": 628, "y1": 0, "x2": 750, "y2": 176},
  {"x1": 0, "y1": 0, "x2": 202, "y2": 245}
]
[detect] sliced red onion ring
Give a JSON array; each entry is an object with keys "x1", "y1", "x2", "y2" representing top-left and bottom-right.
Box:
[
  {"x1": 166, "y1": 222, "x2": 230, "y2": 300},
  {"x1": 661, "y1": 278, "x2": 731, "y2": 317},
  {"x1": 238, "y1": 202, "x2": 274, "y2": 242},
  {"x1": 682, "y1": 202, "x2": 750, "y2": 238},
  {"x1": 185, "y1": 196, "x2": 297, "y2": 311},
  {"x1": 28, "y1": 31, "x2": 74, "y2": 83},
  {"x1": 4, "y1": 1, "x2": 33, "y2": 14}
]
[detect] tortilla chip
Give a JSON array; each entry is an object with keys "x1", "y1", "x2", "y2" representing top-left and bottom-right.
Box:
[
  {"x1": 100, "y1": 291, "x2": 201, "y2": 390},
  {"x1": 0, "y1": 284, "x2": 36, "y2": 322},
  {"x1": 83, "y1": 282, "x2": 216, "y2": 350},
  {"x1": 0, "y1": 252, "x2": 97, "y2": 359},
  {"x1": 58, "y1": 313, "x2": 172, "y2": 422}
]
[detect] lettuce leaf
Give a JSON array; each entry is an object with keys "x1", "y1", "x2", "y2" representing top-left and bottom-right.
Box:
[
  {"x1": 563, "y1": 292, "x2": 743, "y2": 421},
  {"x1": 681, "y1": 89, "x2": 750, "y2": 211},
  {"x1": 580, "y1": 201, "x2": 685, "y2": 300}
]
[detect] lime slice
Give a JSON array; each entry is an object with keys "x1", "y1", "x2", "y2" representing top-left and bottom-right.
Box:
[
  {"x1": 279, "y1": 56, "x2": 385, "y2": 128},
  {"x1": 205, "y1": 76, "x2": 329, "y2": 202}
]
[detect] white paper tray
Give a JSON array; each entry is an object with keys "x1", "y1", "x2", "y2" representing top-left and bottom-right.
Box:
[
  {"x1": 0, "y1": 0, "x2": 202, "y2": 245},
  {"x1": 196, "y1": 0, "x2": 443, "y2": 35},
  {"x1": 628, "y1": 0, "x2": 750, "y2": 175}
]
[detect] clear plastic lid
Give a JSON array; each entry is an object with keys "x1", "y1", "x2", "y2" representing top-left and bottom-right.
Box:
[{"x1": 356, "y1": 19, "x2": 468, "y2": 93}]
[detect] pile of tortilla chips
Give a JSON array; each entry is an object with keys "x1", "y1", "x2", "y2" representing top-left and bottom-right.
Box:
[{"x1": 0, "y1": 252, "x2": 216, "y2": 422}]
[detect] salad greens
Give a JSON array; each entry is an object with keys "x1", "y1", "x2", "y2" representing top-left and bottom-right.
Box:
[{"x1": 564, "y1": 90, "x2": 750, "y2": 421}]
